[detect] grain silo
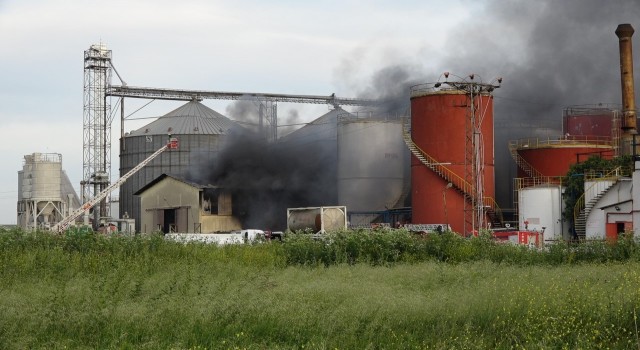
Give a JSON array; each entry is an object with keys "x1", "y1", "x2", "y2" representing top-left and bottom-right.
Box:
[
  {"x1": 409, "y1": 81, "x2": 498, "y2": 235},
  {"x1": 337, "y1": 114, "x2": 408, "y2": 213},
  {"x1": 119, "y1": 100, "x2": 243, "y2": 231}
]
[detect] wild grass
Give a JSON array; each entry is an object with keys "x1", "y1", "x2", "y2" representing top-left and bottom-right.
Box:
[{"x1": 2, "y1": 227, "x2": 640, "y2": 349}]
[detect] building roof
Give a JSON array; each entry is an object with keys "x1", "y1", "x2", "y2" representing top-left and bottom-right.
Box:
[
  {"x1": 128, "y1": 100, "x2": 241, "y2": 136},
  {"x1": 134, "y1": 173, "x2": 219, "y2": 196}
]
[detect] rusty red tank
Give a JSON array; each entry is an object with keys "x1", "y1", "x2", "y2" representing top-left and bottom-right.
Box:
[
  {"x1": 514, "y1": 137, "x2": 615, "y2": 179},
  {"x1": 563, "y1": 105, "x2": 619, "y2": 140},
  {"x1": 410, "y1": 84, "x2": 496, "y2": 235}
]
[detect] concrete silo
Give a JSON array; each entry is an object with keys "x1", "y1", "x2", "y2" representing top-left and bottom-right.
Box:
[
  {"x1": 119, "y1": 100, "x2": 242, "y2": 231},
  {"x1": 17, "y1": 153, "x2": 80, "y2": 230},
  {"x1": 409, "y1": 81, "x2": 498, "y2": 235}
]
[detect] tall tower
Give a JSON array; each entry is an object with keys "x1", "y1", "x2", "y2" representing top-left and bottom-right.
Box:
[{"x1": 82, "y1": 43, "x2": 112, "y2": 226}]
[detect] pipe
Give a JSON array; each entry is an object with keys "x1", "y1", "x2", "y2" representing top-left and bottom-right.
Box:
[{"x1": 616, "y1": 24, "x2": 637, "y2": 154}]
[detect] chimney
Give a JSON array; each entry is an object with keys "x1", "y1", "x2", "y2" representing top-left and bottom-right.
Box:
[{"x1": 616, "y1": 24, "x2": 637, "y2": 155}]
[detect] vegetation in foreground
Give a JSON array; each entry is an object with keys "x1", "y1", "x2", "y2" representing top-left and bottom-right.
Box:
[{"x1": 2, "y1": 228, "x2": 640, "y2": 349}]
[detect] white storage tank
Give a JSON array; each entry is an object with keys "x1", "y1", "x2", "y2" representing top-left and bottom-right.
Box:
[
  {"x1": 287, "y1": 206, "x2": 347, "y2": 233},
  {"x1": 337, "y1": 116, "x2": 407, "y2": 212},
  {"x1": 518, "y1": 184, "x2": 569, "y2": 242}
]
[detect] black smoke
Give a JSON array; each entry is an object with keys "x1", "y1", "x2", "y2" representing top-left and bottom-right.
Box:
[
  {"x1": 225, "y1": 100, "x2": 260, "y2": 132},
  {"x1": 194, "y1": 128, "x2": 337, "y2": 230},
  {"x1": 338, "y1": 0, "x2": 640, "y2": 210},
  {"x1": 355, "y1": 64, "x2": 426, "y2": 115},
  {"x1": 196, "y1": 0, "x2": 640, "y2": 229}
]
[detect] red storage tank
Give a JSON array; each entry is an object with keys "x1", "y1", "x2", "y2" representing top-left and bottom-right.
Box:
[
  {"x1": 514, "y1": 137, "x2": 615, "y2": 179},
  {"x1": 563, "y1": 105, "x2": 619, "y2": 139},
  {"x1": 410, "y1": 85, "x2": 495, "y2": 235}
]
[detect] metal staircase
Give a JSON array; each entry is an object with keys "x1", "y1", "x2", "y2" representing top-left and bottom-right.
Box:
[
  {"x1": 573, "y1": 167, "x2": 625, "y2": 240},
  {"x1": 402, "y1": 120, "x2": 504, "y2": 229},
  {"x1": 508, "y1": 141, "x2": 545, "y2": 178}
]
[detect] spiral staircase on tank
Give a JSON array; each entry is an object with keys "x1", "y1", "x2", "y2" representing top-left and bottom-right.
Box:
[
  {"x1": 402, "y1": 119, "x2": 504, "y2": 229},
  {"x1": 572, "y1": 167, "x2": 625, "y2": 240},
  {"x1": 508, "y1": 142, "x2": 545, "y2": 179}
]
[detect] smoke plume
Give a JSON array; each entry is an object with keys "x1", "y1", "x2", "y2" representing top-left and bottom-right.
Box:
[
  {"x1": 339, "y1": 0, "x2": 640, "y2": 209},
  {"x1": 195, "y1": 128, "x2": 337, "y2": 230}
]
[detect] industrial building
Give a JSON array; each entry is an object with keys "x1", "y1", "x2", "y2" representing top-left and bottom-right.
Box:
[
  {"x1": 16, "y1": 23, "x2": 640, "y2": 242},
  {"x1": 135, "y1": 174, "x2": 241, "y2": 234},
  {"x1": 120, "y1": 100, "x2": 243, "y2": 232}
]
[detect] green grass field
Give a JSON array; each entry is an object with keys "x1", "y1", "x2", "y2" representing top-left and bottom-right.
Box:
[{"x1": 2, "y1": 229, "x2": 640, "y2": 349}]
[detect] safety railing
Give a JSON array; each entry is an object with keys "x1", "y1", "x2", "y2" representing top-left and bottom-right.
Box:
[
  {"x1": 510, "y1": 135, "x2": 613, "y2": 149},
  {"x1": 573, "y1": 166, "x2": 627, "y2": 229}
]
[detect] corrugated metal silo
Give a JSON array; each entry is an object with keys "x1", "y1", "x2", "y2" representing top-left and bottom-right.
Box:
[
  {"x1": 337, "y1": 115, "x2": 407, "y2": 212},
  {"x1": 119, "y1": 101, "x2": 242, "y2": 231},
  {"x1": 410, "y1": 86, "x2": 496, "y2": 234}
]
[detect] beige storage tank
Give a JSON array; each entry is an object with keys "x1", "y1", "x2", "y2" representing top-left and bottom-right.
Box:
[{"x1": 337, "y1": 116, "x2": 407, "y2": 212}]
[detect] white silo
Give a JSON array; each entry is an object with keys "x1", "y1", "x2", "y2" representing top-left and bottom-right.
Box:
[
  {"x1": 337, "y1": 115, "x2": 408, "y2": 213},
  {"x1": 17, "y1": 153, "x2": 69, "y2": 230}
]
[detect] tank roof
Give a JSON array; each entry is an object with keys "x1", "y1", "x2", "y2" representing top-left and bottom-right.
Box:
[
  {"x1": 510, "y1": 136, "x2": 614, "y2": 150},
  {"x1": 128, "y1": 101, "x2": 240, "y2": 136},
  {"x1": 277, "y1": 107, "x2": 352, "y2": 143}
]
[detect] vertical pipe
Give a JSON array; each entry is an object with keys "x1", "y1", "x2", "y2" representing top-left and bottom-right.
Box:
[
  {"x1": 616, "y1": 24, "x2": 637, "y2": 155},
  {"x1": 121, "y1": 97, "x2": 125, "y2": 151}
]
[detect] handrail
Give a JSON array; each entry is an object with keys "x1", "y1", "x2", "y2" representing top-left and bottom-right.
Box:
[
  {"x1": 483, "y1": 196, "x2": 504, "y2": 225},
  {"x1": 402, "y1": 122, "x2": 475, "y2": 198},
  {"x1": 573, "y1": 166, "x2": 625, "y2": 225},
  {"x1": 508, "y1": 142, "x2": 545, "y2": 178},
  {"x1": 403, "y1": 120, "x2": 503, "y2": 227},
  {"x1": 514, "y1": 176, "x2": 564, "y2": 190},
  {"x1": 510, "y1": 135, "x2": 613, "y2": 149}
]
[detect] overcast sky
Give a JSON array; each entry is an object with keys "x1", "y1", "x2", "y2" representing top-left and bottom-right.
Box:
[{"x1": 1, "y1": 0, "x2": 639, "y2": 224}]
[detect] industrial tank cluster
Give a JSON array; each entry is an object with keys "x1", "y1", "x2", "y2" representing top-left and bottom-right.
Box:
[
  {"x1": 16, "y1": 23, "x2": 637, "y2": 239},
  {"x1": 119, "y1": 100, "x2": 242, "y2": 228},
  {"x1": 119, "y1": 103, "x2": 410, "y2": 232}
]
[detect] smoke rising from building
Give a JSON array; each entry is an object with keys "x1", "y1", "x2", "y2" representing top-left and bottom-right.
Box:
[
  {"x1": 340, "y1": 0, "x2": 640, "y2": 209},
  {"x1": 198, "y1": 0, "x2": 640, "y2": 230},
  {"x1": 195, "y1": 130, "x2": 337, "y2": 230}
]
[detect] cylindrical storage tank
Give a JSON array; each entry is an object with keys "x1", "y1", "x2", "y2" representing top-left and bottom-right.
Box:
[
  {"x1": 23, "y1": 153, "x2": 62, "y2": 202},
  {"x1": 119, "y1": 101, "x2": 243, "y2": 231},
  {"x1": 410, "y1": 86, "x2": 495, "y2": 234},
  {"x1": 277, "y1": 108, "x2": 354, "y2": 206},
  {"x1": 563, "y1": 106, "x2": 618, "y2": 139},
  {"x1": 337, "y1": 117, "x2": 407, "y2": 212},
  {"x1": 518, "y1": 184, "x2": 569, "y2": 242},
  {"x1": 516, "y1": 141, "x2": 614, "y2": 178},
  {"x1": 287, "y1": 206, "x2": 347, "y2": 232}
]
